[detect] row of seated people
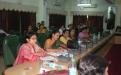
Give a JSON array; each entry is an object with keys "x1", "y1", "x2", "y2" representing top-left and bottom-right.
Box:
[
  {"x1": 13, "y1": 31, "x2": 108, "y2": 75},
  {"x1": 3, "y1": 26, "x2": 90, "y2": 66},
  {"x1": 26, "y1": 23, "x2": 91, "y2": 49},
  {"x1": 14, "y1": 26, "x2": 90, "y2": 65},
  {"x1": 3, "y1": 28, "x2": 108, "y2": 75},
  {"x1": 14, "y1": 29, "x2": 73, "y2": 65},
  {"x1": 26, "y1": 21, "x2": 48, "y2": 34}
]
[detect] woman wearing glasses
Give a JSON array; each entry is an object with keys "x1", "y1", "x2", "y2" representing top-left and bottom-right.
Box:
[{"x1": 14, "y1": 32, "x2": 47, "y2": 65}]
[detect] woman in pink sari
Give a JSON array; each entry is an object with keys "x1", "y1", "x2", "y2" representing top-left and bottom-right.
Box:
[
  {"x1": 79, "y1": 27, "x2": 90, "y2": 39},
  {"x1": 14, "y1": 32, "x2": 47, "y2": 65}
]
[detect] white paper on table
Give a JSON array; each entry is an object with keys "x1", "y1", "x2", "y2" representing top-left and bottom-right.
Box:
[
  {"x1": 47, "y1": 50, "x2": 68, "y2": 57},
  {"x1": 39, "y1": 68, "x2": 50, "y2": 74},
  {"x1": 40, "y1": 56, "x2": 56, "y2": 61},
  {"x1": 47, "y1": 52, "x2": 61, "y2": 56}
]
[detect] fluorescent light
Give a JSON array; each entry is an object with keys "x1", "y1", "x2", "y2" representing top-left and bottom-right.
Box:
[{"x1": 77, "y1": 3, "x2": 92, "y2": 7}]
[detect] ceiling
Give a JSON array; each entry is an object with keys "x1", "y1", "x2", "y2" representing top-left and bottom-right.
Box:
[
  {"x1": 105, "y1": 0, "x2": 115, "y2": 4},
  {"x1": 0, "y1": 0, "x2": 116, "y2": 7},
  {"x1": 0, "y1": 0, "x2": 118, "y2": 12}
]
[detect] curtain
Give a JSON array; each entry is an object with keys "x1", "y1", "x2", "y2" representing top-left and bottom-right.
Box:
[
  {"x1": 0, "y1": 9, "x2": 36, "y2": 34},
  {"x1": 0, "y1": 9, "x2": 8, "y2": 31},
  {"x1": 73, "y1": 15, "x2": 87, "y2": 28},
  {"x1": 0, "y1": 10, "x2": 2, "y2": 28},
  {"x1": 21, "y1": 12, "x2": 36, "y2": 34},
  {"x1": 21, "y1": 12, "x2": 31, "y2": 33},
  {"x1": 73, "y1": 15, "x2": 103, "y2": 32},
  {"x1": 49, "y1": 14, "x2": 66, "y2": 30},
  {"x1": 7, "y1": 10, "x2": 20, "y2": 31},
  {"x1": 88, "y1": 16, "x2": 103, "y2": 32}
]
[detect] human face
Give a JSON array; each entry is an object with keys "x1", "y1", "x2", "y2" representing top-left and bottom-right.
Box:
[
  {"x1": 27, "y1": 35, "x2": 37, "y2": 45},
  {"x1": 104, "y1": 67, "x2": 108, "y2": 75},
  {"x1": 70, "y1": 29, "x2": 75, "y2": 36},
  {"x1": 39, "y1": 25, "x2": 44, "y2": 29},
  {"x1": 28, "y1": 25, "x2": 32, "y2": 31},
  {"x1": 52, "y1": 32, "x2": 60, "y2": 41},
  {"x1": 64, "y1": 31, "x2": 69, "y2": 37}
]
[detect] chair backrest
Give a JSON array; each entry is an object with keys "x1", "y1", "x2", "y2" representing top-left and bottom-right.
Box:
[
  {"x1": 7, "y1": 35, "x2": 20, "y2": 57},
  {"x1": 37, "y1": 33, "x2": 48, "y2": 48},
  {"x1": 67, "y1": 40, "x2": 79, "y2": 49},
  {"x1": 0, "y1": 33, "x2": 6, "y2": 45},
  {"x1": 3, "y1": 35, "x2": 20, "y2": 66}
]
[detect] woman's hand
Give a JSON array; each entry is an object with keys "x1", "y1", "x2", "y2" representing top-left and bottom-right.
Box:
[
  {"x1": 60, "y1": 44, "x2": 67, "y2": 49},
  {"x1": 58, "y1": 47, "x2": 65, "y2": 52},
  {"x1": 35, "y1": 48, "x2": 47, "y2": 57}
]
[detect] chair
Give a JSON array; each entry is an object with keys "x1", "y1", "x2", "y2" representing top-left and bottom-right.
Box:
[
  {"x1": 90, "y1": 26, "x2": 98, "y2": 35},
  {"x1": 0, "y1": 34, "x2": 6, "y2": 45},
  {"x1": 67, "y1": 40, "x2": 79, "y2": 49},
  {"x1": 3, "y1": 35, "x2": 20, "y2": 66},
  {"x1": 0, "y1": 33, "x2": 6, "y2": 54},
  {"x1": 9, "y1": 30, "x2": 20, "y2": 35},
  {"x1": 37, "y1": 33, "x2": 48, "y2": 48}
]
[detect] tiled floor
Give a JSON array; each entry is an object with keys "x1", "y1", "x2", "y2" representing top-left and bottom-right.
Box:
[{"x1": 0, "y1": 56, "x2": 5, "y2": 75}]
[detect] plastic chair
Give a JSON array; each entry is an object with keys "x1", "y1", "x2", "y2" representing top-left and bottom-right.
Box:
[
  {"x1": 67, "y1": 40, "x2": 78, "y2": 49},
  {"x1": 37, "y1": 33, "x2": 48, "y2": 48},
  {"x1": 3, "y1": 35, "x2": 20, "y2": 66},
  {"x1": 0, "y1": 33, "x2": 6, "y2": 54}
]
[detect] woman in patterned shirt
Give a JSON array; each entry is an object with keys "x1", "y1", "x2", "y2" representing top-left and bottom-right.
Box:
[{"x1": 14, "y1": 32, "x2": 47, "y2": 65}]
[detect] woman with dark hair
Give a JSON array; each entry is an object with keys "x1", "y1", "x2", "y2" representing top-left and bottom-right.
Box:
[
  {"x1": 14, "y1": 32, "x2": 47, "y2": 65},
  {"x1": 66, "y1": 28, "x2": 79, "y2": 49},
  {"x1": 69, "y1": 28, "x2": 78, "y2": 40},
  {"x1": 79, "y1": 27, "x2": 90, "y2": 40},
  {"x1": 37, "y1": 24, "x2": 45, "y2": 33},
  {"x1": 79, "y1": 54, "x2": 108, "y2": 75},
  {"x1": 44, "y1": 30, "x2": 64, "y2": 52},
  {"x1": 60, "y1": 29, "x2": 70, "y2": 45}
]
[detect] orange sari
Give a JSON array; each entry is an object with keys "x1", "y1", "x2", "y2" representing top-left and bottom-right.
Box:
[{"x1": 44, "y1": 38, "x2": 55, "y2": 49}]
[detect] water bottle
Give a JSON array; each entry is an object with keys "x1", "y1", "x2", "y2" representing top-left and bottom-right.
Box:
[
  {"x1": 68, "y1": 54, "x2": 77, "y2": 75},
  {"x1": 93, "y1": 34, "x2": 97, "y2": 43},
  {"x1": 97, "y1": 32, "x2": 100, "y2": 40},
  {"x1": 78, "y1": 37, "x2": 81, "y2": 51}
]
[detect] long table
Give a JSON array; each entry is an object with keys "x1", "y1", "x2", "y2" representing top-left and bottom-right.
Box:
[{"x1": 4, "y1": 32, "x2": 121, "y2": 75}]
